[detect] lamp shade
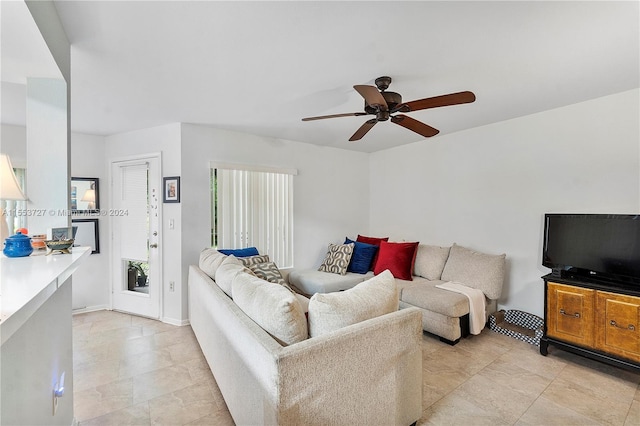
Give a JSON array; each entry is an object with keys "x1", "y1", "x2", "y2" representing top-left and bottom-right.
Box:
[
  {"x1": 0, "y1": 154, "x2": 27, "y2": 200},
  {"x1": 81, "y1": 189, "x2": 95, "y2": 202}
]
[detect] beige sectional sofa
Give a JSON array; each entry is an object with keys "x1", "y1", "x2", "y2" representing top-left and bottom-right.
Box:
[
  {"x1": 188, "y1": 250, "x2": 423, "y2": 425},
  {"x1": 290, "y1": 243, "x2": 506, "y2": 345}
]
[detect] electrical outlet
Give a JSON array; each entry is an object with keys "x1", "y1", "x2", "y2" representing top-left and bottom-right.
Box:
[{"x1": 169, "y1": 281, "x2": 175, "y2": 291}]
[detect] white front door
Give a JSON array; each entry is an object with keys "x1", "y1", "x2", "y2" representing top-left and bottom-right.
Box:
[{"x1": 110, "y1": 155, "x2": 161, "y2": 318}]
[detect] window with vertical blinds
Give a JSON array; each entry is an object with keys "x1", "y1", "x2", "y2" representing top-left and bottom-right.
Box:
[{"x1": 211, "y1": 163, "x2": 295, "y2": 268}]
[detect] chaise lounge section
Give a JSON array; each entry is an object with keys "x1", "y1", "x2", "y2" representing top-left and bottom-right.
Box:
[
  {"x1": 189, "y1": 249, "x2": 423, "y2": 425},
  {"x1": 289, "y1": 242, "x2": 506, "y2": 344}
]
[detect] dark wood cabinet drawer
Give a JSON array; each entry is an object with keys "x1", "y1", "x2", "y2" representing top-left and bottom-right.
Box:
[
  {"x1": 595, "y1": 291, "x2": 640, "y2": 362},
  {"x1": 547, "y1": 282, "x2": 595, "y2": 347}
]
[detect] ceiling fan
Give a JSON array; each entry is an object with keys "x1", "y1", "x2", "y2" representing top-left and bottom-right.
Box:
[{"x1": 302, "y1": 76, "x2": 476, "y2": 141}]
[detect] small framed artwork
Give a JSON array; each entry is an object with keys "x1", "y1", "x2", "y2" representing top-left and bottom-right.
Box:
[
  {"x1": 163, "y1": 176, "x2": 180, "y2": 203},
  {"x1": 71, "y1": 177, "x2": 100, "y2": 213},
  {"x1": 49, "y1": 226, "x2": 78, "y2": 241},
  {"x1": 72, "y1": 218, "x2": 100, "y2": 254}
]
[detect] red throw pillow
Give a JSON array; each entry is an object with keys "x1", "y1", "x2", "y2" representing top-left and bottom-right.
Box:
[
  {"x1": 373, "y1": 241, "x2": 419, "y2": 281},
  {"x1": 356, "y1": 235, "x2": 389, "y2": 271}
]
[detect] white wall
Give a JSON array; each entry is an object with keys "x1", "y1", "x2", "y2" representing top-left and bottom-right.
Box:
[
  {"x1": 180, "y1": 124, "x2": 371, "y2": 317},
  {"x1": 369, "y1": 89, "x2": 640, "y2": 317},
  {"x1": 70, "y1": 132, "x2": 109, "y2": 311},
  {"x1": 26, "y1": 78, "x2": 69, "y2": 234},
  {"x1": 0, "y1": 124, "x2": 27, "y2": 168},
  {"x1": 105, "y1": 123, "x2": 183, "y2": 323}
]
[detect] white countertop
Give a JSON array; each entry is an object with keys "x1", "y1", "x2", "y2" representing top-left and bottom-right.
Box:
[{"x1": 1, "y1": 246, "x2": 91, "y2": 345}]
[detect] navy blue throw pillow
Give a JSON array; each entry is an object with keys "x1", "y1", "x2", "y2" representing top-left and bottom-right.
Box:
[
  {"x1": 345, "y1": 237, "x2": 378, "y2": 274},
  {"x1": 218, "y1": 247, "x2": 260, "y2": 257}
]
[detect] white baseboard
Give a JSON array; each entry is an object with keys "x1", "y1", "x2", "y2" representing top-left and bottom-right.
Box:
[
  {"x1": 71, "y1": 307, "x2": 189, "y2": 327},
  {"x1": 72, "y1": 305, "x2": 110, "y2": 315},
  {"x1": 162, "y1": 317, "x2": 190, "y2": 326}
]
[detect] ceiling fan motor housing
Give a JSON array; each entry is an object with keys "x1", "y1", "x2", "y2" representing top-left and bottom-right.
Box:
[{"x1": 364, "y1": 91, "x2": 402, "y2": 116}]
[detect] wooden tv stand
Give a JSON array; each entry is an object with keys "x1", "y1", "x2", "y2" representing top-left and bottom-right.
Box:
[{"x1": 541, "y1": 274, "x2": 640, "y2": 372}]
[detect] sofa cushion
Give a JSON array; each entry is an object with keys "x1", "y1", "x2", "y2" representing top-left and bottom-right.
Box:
[
  {"x1": 374, "y1": 241, "x2": 419, "y2": 281},
  {"x1": 308, "y1": 270, "x2": 398, "y2": 337},
  {"x1": 344, "y1": 237, "x2": 378, "y2": 274},
  {"x1": 440, "y1": 243, "x2": 506, "y2": 300},
  {"x1": 218, "y1": 247, "x2": 259, "y2": 257},
  {"x1": 400, "y1": 277, "x2": 470, "y2": 318},
  {"x1": 215, "y1": 255, "x2": 252, "y2": 297},
  {"x1": 199, "y1": 248, "x2": 227, "y2": 279},
  {"x1": 232, "y1": 272, "x2": 308, "y2": 345},
  {"x1": 288, "y1": 269, "x2": 373, "y2": 295},
  {"x1": 318, "y1": 243, "x2": 355, "y2": 275},
  {"x1": 414, "y1": 244, "x2": 451, "y2": 281},
  {"x1": 248, "y1": 261, "x2": 286, "y2": 285},
  {"x1": 356, "y1": 235, "x2": 389, "y2": 270},
  {"x1": 240, "y1": 254, "x2": 270, "y2": 267}
]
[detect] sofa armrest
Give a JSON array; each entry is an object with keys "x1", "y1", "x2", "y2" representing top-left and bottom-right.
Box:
[{"x1": 275, "y1": 307, "x2": 423, "y2": 425}]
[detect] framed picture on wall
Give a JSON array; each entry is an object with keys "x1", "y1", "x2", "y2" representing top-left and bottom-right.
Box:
[
  {"x1": 71, "y1": 177, "x2": 100, "y2": 213},
  {"x1": 163, "y1": 176, "x2": 180, "y2": 203},
  {"x1": 72, "y1": 218, "x2": 100, "y2": 254}
]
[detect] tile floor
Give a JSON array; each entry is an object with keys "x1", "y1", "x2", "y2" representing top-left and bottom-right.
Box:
[{"x1": 73, "y1": 310, "x2": 640, "y2": 425}]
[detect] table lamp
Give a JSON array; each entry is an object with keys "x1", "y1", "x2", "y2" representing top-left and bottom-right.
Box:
[{"x1": 1, "y1": 154, "x2": 27, "y2": 246}]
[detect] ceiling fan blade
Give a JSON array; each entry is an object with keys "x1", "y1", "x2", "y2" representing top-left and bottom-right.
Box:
[
  {"x1": 302, "y1": 112, "x2": 367, "y2": 121},
  {"x1": 349, "y1": 119, "x2": 378, "y2": 141},
  {"x1": 391, "y1": 114, "x2": 439, "y2": 138},
  {"x1": 354, "y1": 85, "x2": 388, "y2": 109},
  {"x1": 393, "y1": 91, "x2": 476, "y2": 113}
]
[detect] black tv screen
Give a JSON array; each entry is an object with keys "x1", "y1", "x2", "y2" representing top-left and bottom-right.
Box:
[{"x1": 543, "y1": 214, "x2": 640, "y2": 285}]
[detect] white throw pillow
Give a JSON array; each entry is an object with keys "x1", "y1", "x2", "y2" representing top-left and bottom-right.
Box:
[
  {"x1": 199, "y1": 248, "x2": 227, "y2": 279},
  {"x1": 232, "y1": 272, "x2": 308, "y2": 345},
  {"x1": 307, "y1": 269, "x2": 398, "y2": 337},
  {"x1": 215, "y1": 255, "x2": 251, "y2": 297},
  {"x1": 440, "y1": 243, "x2": 506, "y2": 300},
  {"x1": 413, "y1": 244, "x2": 451, "y2": 280}
]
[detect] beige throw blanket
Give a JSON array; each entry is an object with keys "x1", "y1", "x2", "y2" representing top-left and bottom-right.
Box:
[{"x1": 435, "y1": 281, "x2": 486, "y2": 335}]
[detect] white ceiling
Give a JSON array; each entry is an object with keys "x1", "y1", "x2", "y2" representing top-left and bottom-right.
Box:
[{"x1": 5, "y1": 1, "x2": 640, "y2": 153}]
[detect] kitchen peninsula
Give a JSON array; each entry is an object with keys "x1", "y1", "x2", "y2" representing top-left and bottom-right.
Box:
[{"x1": 1, "y1": 247, "x2": 90, "y2": 425}]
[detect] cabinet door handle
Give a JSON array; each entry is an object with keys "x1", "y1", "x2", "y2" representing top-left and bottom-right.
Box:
[
  {"x1": 610, "y1": 320, "x2": 636, "y2": 331},
  {"x1": 559, "y1": 309, "x2": 580, "y2": 318}
]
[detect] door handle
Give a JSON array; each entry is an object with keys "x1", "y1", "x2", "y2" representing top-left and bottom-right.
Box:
[{"x1": 150, "y1": 243, "x2": 158, "y2": 248}]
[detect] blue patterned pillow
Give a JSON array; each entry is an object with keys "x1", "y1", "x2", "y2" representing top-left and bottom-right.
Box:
[
  {"x1": 345, "y1": 238, "x2": 379, "y2": 274},
  {"x1": 218, "y1": 247, "x2": 259, "y2": 257},
  {"x1": 318, "y1": 243, "x2": 354, "y2": 275}
]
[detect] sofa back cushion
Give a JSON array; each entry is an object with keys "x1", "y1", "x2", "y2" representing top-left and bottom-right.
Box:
[
  {"x1": 413, "y1": 244, "x2": 451, "y2": 281},
  {"x1": 308, "y1": 270, "x2": 398, "y2": 337},
  {"x1": 440, "y1": 243, "x2": 506, "y2": 300},
  {"x1": 232, "y1": 272, "x2": 308, "y2": 345},
  {"x1": 215, "y1": 255, "x2": 252, "y2": 297},
  {"x1": 199, "y1": 248, "x2": 227, "y2": 279}
]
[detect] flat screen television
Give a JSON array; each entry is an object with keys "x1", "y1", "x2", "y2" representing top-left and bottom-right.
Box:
[{"x1": 543, "y1": 213, "x2": 640, "y2": 287}]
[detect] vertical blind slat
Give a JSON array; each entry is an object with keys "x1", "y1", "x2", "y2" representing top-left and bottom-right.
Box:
[{"x1": 214, "y1": 167, "x2": 293, "y2": 267}]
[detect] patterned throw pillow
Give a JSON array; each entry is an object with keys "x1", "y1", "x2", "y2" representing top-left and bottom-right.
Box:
[
  {"x1": 248, "y1": 261, "x2": 286, "y2": 285},
  {"x1": 318, "y1": 243, "x2": 355, "y2": 275},
  {"x1": 240, "y1": 254, "x2": 270, "y2": 267}
]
